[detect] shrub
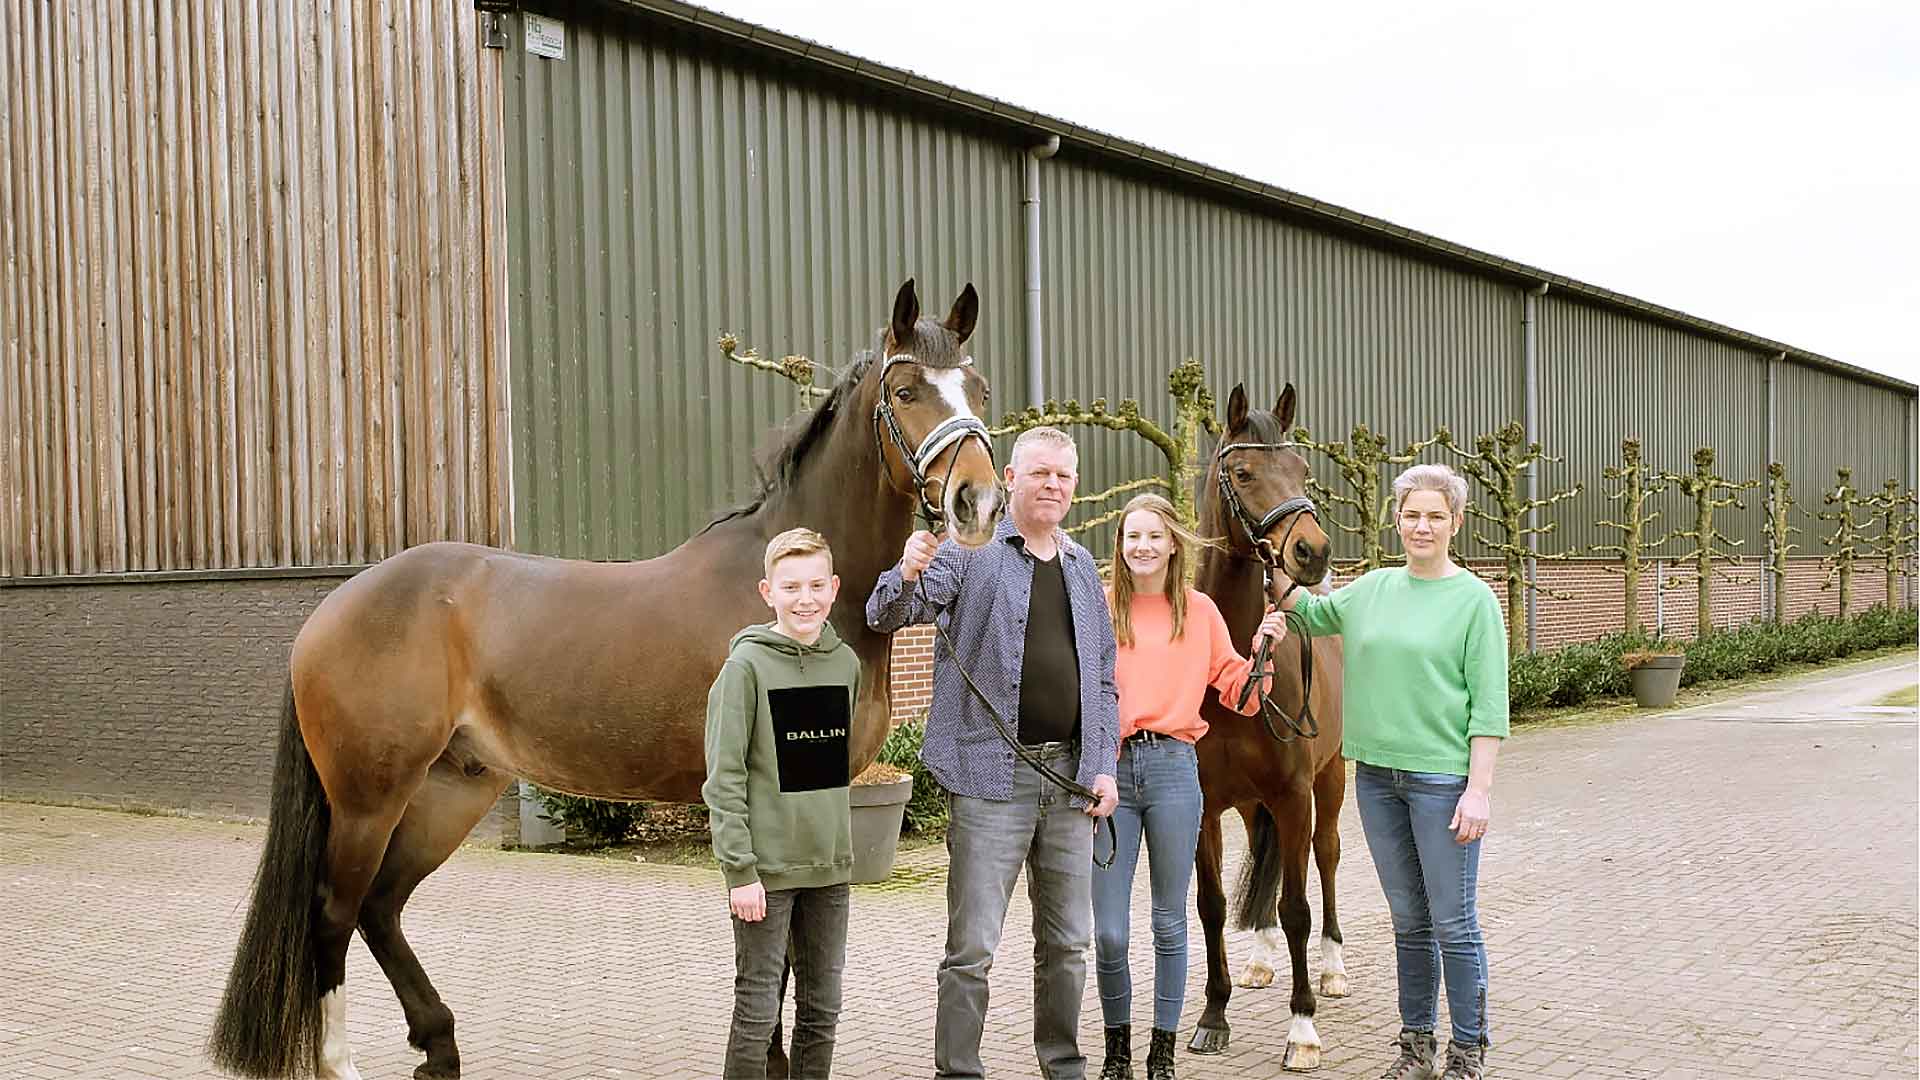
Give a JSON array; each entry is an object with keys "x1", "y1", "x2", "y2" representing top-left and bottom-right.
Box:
[
  {"x1": 879, "y1": 714, "x2": 949, "y2": 835},
  {"x1": 535, "y1": 790, "x2": 646, "y2": 847}
]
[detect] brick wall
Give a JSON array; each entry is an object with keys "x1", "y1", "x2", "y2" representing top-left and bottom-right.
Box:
[
  {"x1": 5, "y1": 559, "x2": 1911, "y2": 828},
  {"x1": 876, "y1": 555, "x2": 1919, "y2": 724},
  {"x1": 0, "y1": 575, "x2": 523, "y2": 845}
]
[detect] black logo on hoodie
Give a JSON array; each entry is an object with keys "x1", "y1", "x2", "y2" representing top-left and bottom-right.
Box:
[{"x1": 768, "y1": 685, "x2": 851, "y2": 792}]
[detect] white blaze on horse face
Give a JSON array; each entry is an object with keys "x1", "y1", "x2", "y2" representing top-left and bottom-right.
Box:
[
  {"x1": 923, "y1": 367, "x2": 1000, "y2": 531},
  {"x1": 316, "y1": 987, "x2": 364, "y2": 1080}
]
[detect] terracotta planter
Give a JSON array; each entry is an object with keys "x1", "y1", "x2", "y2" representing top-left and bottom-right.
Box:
[
  {"x1": 1629, "y1": 654, "x2": 1685, "y2": 708},
  {"x1": 849, "y1": 775, "x2": 913, "y2": 884}
]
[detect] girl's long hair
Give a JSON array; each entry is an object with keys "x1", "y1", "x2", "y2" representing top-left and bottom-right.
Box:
[{"x1": 1108, "y1": 492, "x2": 1211, "y2": 647}]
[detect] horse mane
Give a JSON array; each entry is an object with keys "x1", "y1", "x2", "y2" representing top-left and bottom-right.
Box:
[
  {"x1": 700, "y1": 351, "x2": 879, "y2": 532},
  {"x1": 701, "y1": 325, "x2": 973, "y2": 532}
]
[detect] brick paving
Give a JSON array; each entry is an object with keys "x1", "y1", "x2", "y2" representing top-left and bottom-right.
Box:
[{"x1": 1, "y1": 656, "x2": 1914, "y2": 1079}]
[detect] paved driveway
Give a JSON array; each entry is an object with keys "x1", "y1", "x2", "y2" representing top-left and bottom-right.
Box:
[{"x1": 2, "y1": 656, "x2": 1914, "y2": 1078}]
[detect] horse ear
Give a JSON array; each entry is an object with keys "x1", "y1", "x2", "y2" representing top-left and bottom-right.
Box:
[
  {"x1": 1227, "y1": 383, "x2": 1249, "y2": 432},
  {"x1": 944, "y1": 283, "x2": 979, "y2": 345},
  {"x1": 891, "y1": 279, "x2": 920, "y2": 347},
  {"x1": 1274, "y1": 383, "x2": 1297, "y2": 433}
]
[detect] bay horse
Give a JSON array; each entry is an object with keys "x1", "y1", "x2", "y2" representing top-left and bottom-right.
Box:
[
  {"x1": 208, "y1": 280, "x2": 1003, "y2": 1080},
  {"x1": 1189, "y1": 383, "x2": 1348, "y2": 1070}
]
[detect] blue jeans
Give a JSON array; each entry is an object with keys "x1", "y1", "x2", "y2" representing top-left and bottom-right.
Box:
[
  {"x1": 938, "y1": 743, "x2": 1093, "y2": 1080},
  {"x1": 1354, "y1": 762, "x2": 1489, "y2": 1048},
  {"x1": 1090, "y1": 735, "x2": 1203, "y2": 1032}
]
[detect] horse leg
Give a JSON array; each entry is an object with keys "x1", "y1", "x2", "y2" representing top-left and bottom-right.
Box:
[
  {"x1": 1187, "y1": 806, "x2": 1233, "y2": 1054},
  {"x1": 358, "y1": 760, "x2": 510, "y2": 1080},
  {"x1": 1236, "y1": 803, "x2": 1285, "y2": 990},
  {"x1": 1311, "y1": 760, "x2": 1348, "y2": 999},
  {"x1": 1274, "y1": 789, "x2": 1321, "y2": 1072},
  {"x1": 313, "y1": 803, "x2": 412, "y2": 1080}
]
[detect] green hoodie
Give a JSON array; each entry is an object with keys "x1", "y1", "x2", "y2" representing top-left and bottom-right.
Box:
[{"x1": 702, "y1": 621, "x2": 862, "y2": 891}]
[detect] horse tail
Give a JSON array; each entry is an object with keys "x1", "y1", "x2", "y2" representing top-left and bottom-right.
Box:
[
  {"x1": 208, "y1": 677, "x2": 329, "y2": 1078},
  {"x1": 1232, "y1": 803, "x2": 1283, "y2": 931}
]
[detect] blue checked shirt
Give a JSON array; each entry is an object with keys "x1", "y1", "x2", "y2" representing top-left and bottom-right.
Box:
[{"x1": 867, "y1": 514, "x2": 1120, "y2": 804}]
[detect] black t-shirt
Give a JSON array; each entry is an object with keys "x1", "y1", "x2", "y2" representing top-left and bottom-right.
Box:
[{"x1": 1017, "y1": 553, "x2": 1081, "y2": 744}]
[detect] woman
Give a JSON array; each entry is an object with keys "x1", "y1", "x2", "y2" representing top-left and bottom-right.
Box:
[
  {"x1": 1093, "y1": 493, "x2": 1286, "y2": 1080},
  {"x1": 1281, "y1": 463, "x2": 1508, "y2": 1080}
]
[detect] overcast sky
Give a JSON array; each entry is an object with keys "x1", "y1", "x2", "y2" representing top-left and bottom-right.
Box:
[{"x1": 705, "y1": 0, "x2": 1918, "y2": 388}]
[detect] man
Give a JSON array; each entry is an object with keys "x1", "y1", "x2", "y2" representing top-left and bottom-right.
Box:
[{"x1": 868, "y1": 426, "x2": 1121, "y2": 1080}]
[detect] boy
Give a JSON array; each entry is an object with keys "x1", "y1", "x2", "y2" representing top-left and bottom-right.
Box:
[{"x1": 703, "y1": 526, "x2": 863, "y2": 1079}]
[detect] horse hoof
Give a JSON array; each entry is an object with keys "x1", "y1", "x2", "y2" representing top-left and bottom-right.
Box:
[
  {"x1": 413, "y1": 1064, "x2": 459, "y2": 1080},
  {"x1": 1187, "y1": 1024, "x2": 1231, "y2": 1055},
  {"x1": 1236, "y1": 960, "x2": 1276, "y2": 988},
  {"x1": 1319, "y1": 970, "x2": 1350, "y2": 998},
  {"x1": 1281, "y1": 1040, "x2": 1322, "y2": 1071}
]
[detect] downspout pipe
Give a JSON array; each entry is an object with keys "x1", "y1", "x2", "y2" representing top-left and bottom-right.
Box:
[
  {"x1": 1024, "y1": 135, "x2": 1060, "y2": 407},
  {"x1": 1522, "y1": 282, "x2": 1549, "y2": 653}
]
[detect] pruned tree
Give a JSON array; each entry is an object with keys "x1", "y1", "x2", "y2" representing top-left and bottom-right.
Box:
[
  {"x1": 1864, "y1": 478, "x2": 1918, "y2": 610},
  {"x1": 994, "y1": 357, "x2": 1219, "y2": 535},
  {"x1": 1761, "y1": 462, "x2": 1799, "y2": 624},
  {"x1": 1291, "y1": 423, "x2": 1448, "y2": 574},
  {"x1": 1654, "y1": 447, "x2": 1760, "y2": 637},
  {"x1": 717, "y1": 332, "x2": 831, "y2": 411},
  {"x1": 1591, "y1": 437, "x2": 1669, "y2": 637},
  {"x1": 1438, "y1": 422, "x2": 1583, "y2": 655},
  {"x1": 1815, "y1": 468, "x2": 1871, "y2": 616}
]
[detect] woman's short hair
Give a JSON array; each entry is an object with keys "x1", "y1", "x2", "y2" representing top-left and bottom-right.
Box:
[{"x1": 1393, "y1": 463, "x2": 1468, "y2": 517}]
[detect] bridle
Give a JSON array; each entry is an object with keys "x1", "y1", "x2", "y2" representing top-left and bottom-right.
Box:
[
  {"x1": 1215, "y1": 439, "x2": 1323, "y2": 743},
  {"x1": 872, "y1": 353, "x2": 995, "y2": 531},
  {"x1": 874, "y1": 350, "x2": 1115, "y2": 866}
]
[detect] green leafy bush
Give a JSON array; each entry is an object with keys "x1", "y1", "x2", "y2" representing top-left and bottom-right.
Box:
[
  {"x1": 879, "y1": 715, "x2": 949, "y2": 835},
  {"x1": 535, "y1": 790, "x2": 646, "y2": 847},
  {"x1": 1513, "y1": 607, "x2": 1912, "y2": 709}
]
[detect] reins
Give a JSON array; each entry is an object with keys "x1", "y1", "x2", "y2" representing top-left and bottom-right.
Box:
[
  {"x1": 1215, "y1": 440, "x2": 1322, "y2": 744},
  {"x1": 877, "y1": 353, "x2": 1116, "y2": 867}
]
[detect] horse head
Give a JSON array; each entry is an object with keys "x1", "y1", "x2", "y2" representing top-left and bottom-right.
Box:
[
  {"x1": 1212, "y1": 382, "x2": 1332, "y2": 587},
  {"x1": 872, "y1": 278, "x2": 1004, "y2": 547}
]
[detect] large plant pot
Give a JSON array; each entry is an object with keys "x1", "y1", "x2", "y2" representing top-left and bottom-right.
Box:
[
  {"x1": 1629, "y1": 654, "x2": 1685, "y2": 708},
  {"x1": 849, "y1": 775, "x2": 914, "y2": 884}
]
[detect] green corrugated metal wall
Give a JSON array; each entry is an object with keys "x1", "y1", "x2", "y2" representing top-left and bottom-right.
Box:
[
  {"x1": 1036, "y1": 151, "x2": 1523, "y2": 558},
  {"x1": 500, "y1": 9, "x2": 1914, "y2": 568},
  {"x1": 1538, "y1": 294, "x2": 1769, "y2": 555},
  {"x1": 1777, "y1": 360, "x2": 1913, "y2": 547},
  {"x1": 502, "y1": 12, "x2": 1024, "y2": 559}
]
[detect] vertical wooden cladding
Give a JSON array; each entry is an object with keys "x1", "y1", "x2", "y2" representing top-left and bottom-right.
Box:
[
  {"x1": 0, "y1": 1, "x2": 509, "y2": 577},
  {"x1": 502, "y1": 14, "x2": 1024, "y2": 561},
  {"x1": 1539, "y1": 295, "x2": 1768, "y2": 554},
  {"x1": 1036, "y1": 152, "x2": 1522, "y2": 558}
]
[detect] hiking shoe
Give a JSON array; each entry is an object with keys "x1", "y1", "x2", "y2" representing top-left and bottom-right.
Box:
[
  {"x1": 1099, "y1": 1024, "x2": 1134, "y2": 1080},
  {"x1": 1439, "y1": 1041, "x2": 1485, "y2": 1079},
  {"x1": 1378, "y1": 1029, "x2": 1437, "y2": 1079}
]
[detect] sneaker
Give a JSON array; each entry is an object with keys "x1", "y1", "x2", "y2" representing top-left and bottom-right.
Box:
[
  {"x1": 1439, "y1": 1042, "x2": 1485, "y2": 1079},
  {"x1": 1378, "y1": 1029, "x2": 1437, "y2": 1079},
  {"x1": 1099, "y1": 1024, "x2": 1134, "y2": 1080}
]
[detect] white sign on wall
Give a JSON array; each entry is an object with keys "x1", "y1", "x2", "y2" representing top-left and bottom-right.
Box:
[{"x1": 525, "y1": 14, "x2": 566, "y2": 60}]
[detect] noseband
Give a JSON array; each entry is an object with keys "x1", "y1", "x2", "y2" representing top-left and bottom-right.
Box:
[
  {"x1": 1215, "y1": 439, "x2": 1322, "y2": 743},
  {"x1": 872, "y1": 353, "x2": 994, "y2": 532}
]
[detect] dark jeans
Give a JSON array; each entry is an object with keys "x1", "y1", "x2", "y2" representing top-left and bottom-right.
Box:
[
  {"x1": 724, "y1": 883, "x2": 851, "y2": 1079},
  {"x1": 1091, "y1": 735, "x2": 1203, "y2": 1032},
  {"x1": 1354, "y1": 763, "x2": 1489, "y2": 1048},
  {"x1": 937, "y1": 743, "x2": 1094, "y2": 1080}
]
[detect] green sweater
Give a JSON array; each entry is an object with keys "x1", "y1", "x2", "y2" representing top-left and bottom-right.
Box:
[
  {"x1": 702, "y1": 622, "x2": 862, "y2": 891},
  {"x1": 1292, "y1": 567, "x2": 1509, "y2": 775}
]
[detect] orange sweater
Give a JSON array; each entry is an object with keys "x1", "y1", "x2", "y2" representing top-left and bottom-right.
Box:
[{"x1": 1115, "y1": 590, "x2": 1264, "y2": 744}]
